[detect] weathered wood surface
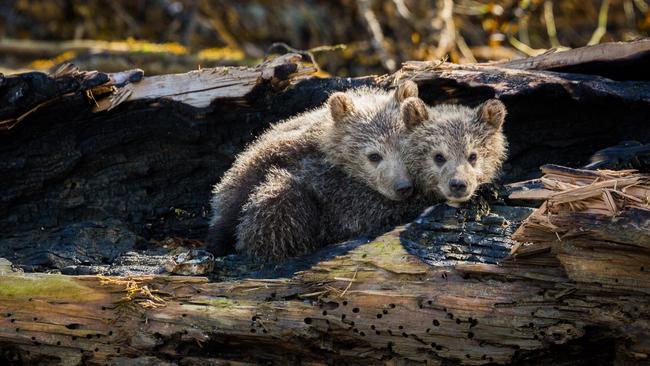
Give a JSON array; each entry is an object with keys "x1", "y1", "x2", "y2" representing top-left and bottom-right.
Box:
[
  {"x1": 1, "y1": 167, "x2": 650, "y2": 365},
  {"x1": 496, "y1": 38, "x2": 650, "y2": 81}
]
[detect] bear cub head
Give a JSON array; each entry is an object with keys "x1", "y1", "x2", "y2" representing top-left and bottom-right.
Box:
[
  {"x1": 401, "y1": 98, "x2": 508, "y2": 204},
  {"x1": 321, "y1": 81, "x2": 420, "y2": 201}
]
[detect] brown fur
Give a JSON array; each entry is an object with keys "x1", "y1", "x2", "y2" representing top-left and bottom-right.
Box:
[
  {"x1": 207, "y1": 82, "x2": 421, "y2": 260},
  {"x1": 402, "y1": 99, "x2": 508, "y2": 203}
]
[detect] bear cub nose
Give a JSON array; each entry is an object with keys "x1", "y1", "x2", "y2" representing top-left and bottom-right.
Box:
[
  {"x1": 395, "y1": 180, "x2": 414, "y2": 199},
  {"x1": 449, "y1": 179, "x2": 467, "y2": 195}
]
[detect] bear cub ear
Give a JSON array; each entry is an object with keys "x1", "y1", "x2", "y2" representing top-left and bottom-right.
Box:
[
  {"x1": 394, "y1": 80, "x2": 419, "y2": 103},
  {"x1": 401, "y1": 97, "x2": 429, "y2": 130},
  {"x1": 477, "y1": 99, "x2": 507, "y2": 130},
  {"x1": 328, "y1": 93, "x2": 356, "y2": 123}
]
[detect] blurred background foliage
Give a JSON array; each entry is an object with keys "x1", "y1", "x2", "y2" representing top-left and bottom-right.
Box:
[{"x1": 0, "y1": 0, "x2": 648, "y2": 76}]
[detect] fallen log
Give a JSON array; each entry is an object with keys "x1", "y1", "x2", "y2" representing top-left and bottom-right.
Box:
[
  {"x1": 2, "y1": 42, "x2": 650, "y2": 364},
  {"x1": 1, "y1": 167, "x2": 649, "y2": 365},
  {"x1": 3, "y1": 46, "x2": 650, "y2": 272}
]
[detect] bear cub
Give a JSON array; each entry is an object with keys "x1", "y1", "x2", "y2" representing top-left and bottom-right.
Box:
[
  {"x1": 207, "y1": 82, "x2": 424, "y2": 261},
  {"x1": 401, "y1": 98, "x2": 508, "y2": 205}
]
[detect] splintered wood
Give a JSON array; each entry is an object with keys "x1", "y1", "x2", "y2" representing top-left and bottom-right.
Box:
[
  {"x1": 509, "y1": 164, "x2": 650, "y2": 294},
  {"x1": 511, "y1": 164, "x2": 650, "y2": 217},
  {"x1": 510, "y1": 164, "x2": 650, "y2": 247}
]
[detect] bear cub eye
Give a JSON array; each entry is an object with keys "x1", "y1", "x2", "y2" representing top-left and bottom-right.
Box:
[
  {"x1": 367, "y1": 153, "x2": 383, "y2": 163},
  {"x1": 434, "y1": 153, "x2": 446, "y2": 165},
  {"x1": 468, "y1": 153, "x2": 477, "y2": 164}
]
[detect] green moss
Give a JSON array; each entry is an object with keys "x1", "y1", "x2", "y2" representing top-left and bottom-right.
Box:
[{"x1": 0, "y1": 274, "x2": 103, "y2": 301}]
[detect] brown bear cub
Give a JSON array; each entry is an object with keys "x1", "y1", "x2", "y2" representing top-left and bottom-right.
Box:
[
  {"x1": 207, "y1": 82, "x2": 424, "y2": 261},
  {"x1": 401, "y1": 98, "x2": 508, "y2": 205}
]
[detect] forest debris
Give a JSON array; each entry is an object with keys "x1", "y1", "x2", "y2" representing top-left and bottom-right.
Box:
[
  {"x1": 510, "y1": 165, "x2": 650, "y2": 258},
  {"x1": 95, "y1": 52, "x2": 315, "y2": 111}
]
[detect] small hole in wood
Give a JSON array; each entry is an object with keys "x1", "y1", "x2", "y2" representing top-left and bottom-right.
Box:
[
  {"x1": 456, "y1": 319, "x2": 461, "y2": 324},
  {"x1": 402, "y1": 332, "x2": 408, "y2": 337},
  {"x1": 322, "y1": 311, "x2": 328, "y2": 316},
  {"x1": 352, "y1": 307, "x2": 359, "y2": 313},
  {"x1": 341, "y1": 314, "x2": 346, "y2": 320},
  {"x1": 360, "y1": 331, "x2": 366, "y2": 336},
  {"x1": 10, "y1": 319, "x2": 15, "y2": 323},
  {"x1": 31, "y1": 337, "x2": 35, "y2": 340},
  {"x1": 436, "y1": 345, "x2": 443, "y2": 351},
  {"x1": 343, "y1": 301, "x2": 348, "y2": 306},
  {"x1": 250, "y1": 329, "x2": 256, "y2": 333},
  {"x1": 382, "y1": 309, "x2": 388, "y2": 314},
  {"x1": 181, "y1": 314, "x2": 187, "y2": 317},
  {"x1": 94, "y1": 348, "x2": 99, "y2": 352},
  {"x1": 371, "y1": 325, "x2": 375, "y2": 330},
  {"x1": 33, "y1": 317, "x2": 37, "y2": 321},
  {"x1": 468, "y1": 332, "x2": 474, "y2": 339},
  {"x1": 108, "y1": 331, "x2": 113, "y2": 336},
  {"x1": 376, "y1": 314, "x2": 382, "y2": 319},
  {"x1": 376, "y1": 330, "x2": 380, "y2": 335},
  {"x1": 387, "y1": 329, "x2": 393, "y2": 335},
  {"x1": 304, "y1": 317, "x2": 312, "y2": 324},
  {"x1": 433, "y1": 320, "x2": 440, "y2": 326},
  {"x1": 101, "y1": 306, "x2": 106, "y2": 310},
  {"x1": 641, "y1": 266, "x2": 645, "y2": 272},
  {"x1": 56, "y1": 341, "x2": 61, "y2": 346},
  {"x1": 389, "y1": 304, "x2": 395, "y2": 308},
  {"x1": 466, "y1": 354, "x2": 471, "y2": 359}
]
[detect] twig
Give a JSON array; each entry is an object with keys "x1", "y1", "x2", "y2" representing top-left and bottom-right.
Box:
[
  {"x1": 268, "y1": 42, "x2": 321, "y2": 72},
  {"x1": 456, "y1": 31, "x2": 476, "y2": 63},
  {"x1": 588, "y1": 0, "x2": 610, "y2": 46},
  {"x1": 433, "y1": 0, "x2": 456, "y2": 60},
  {"x1": 507, "y1": 35, "x2": 546, "y2": 57},
  {"x1": 634, "y1": 0, "x2": 649, "y2": 12},
  {"x1": 340, "y1": 266, "x2": 359, "y2": 298},
  {"x1": 358, "y1": 0, "x2": 397, "y2": 71},
  {"x1": 392, "y1": 0, "x2": 412, "y2": 19},
  {"x1": 543, "y1": 1, "x2": 561, "y2": 48}
]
